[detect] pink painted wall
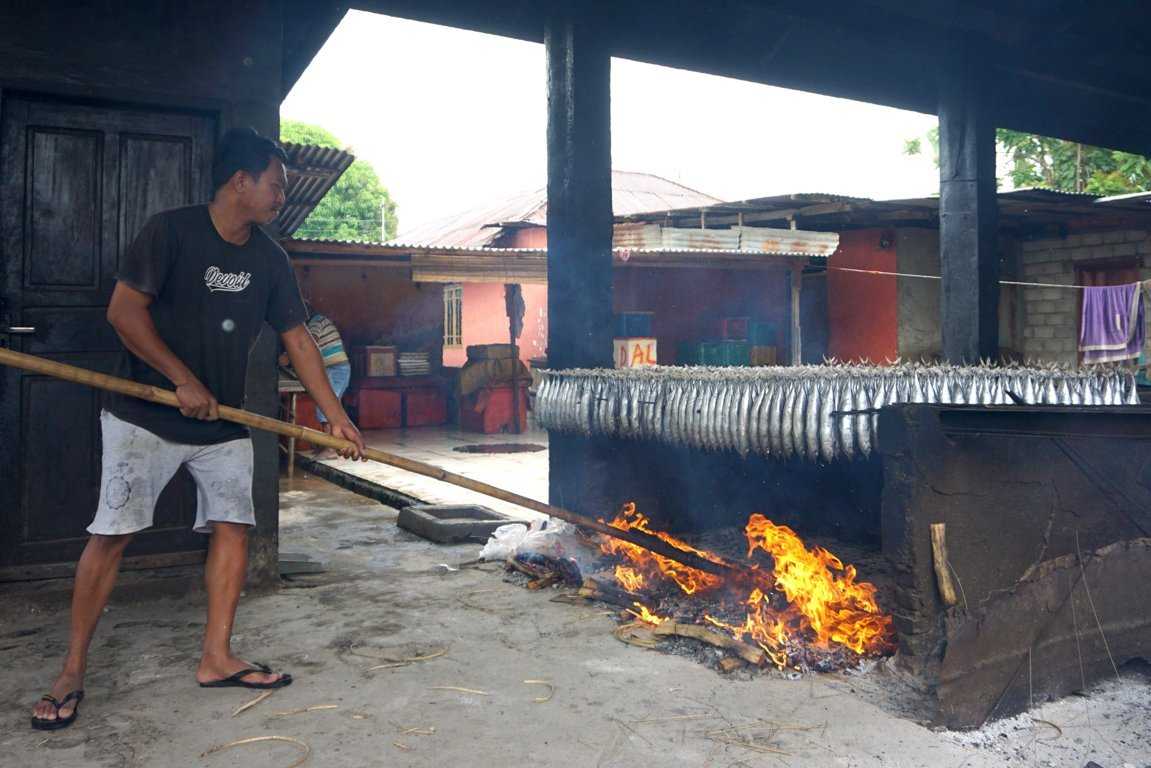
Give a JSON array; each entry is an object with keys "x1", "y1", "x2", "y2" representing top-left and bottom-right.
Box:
[{"x1": 442, "y1": 282, "x2": 548, "y2": 367}]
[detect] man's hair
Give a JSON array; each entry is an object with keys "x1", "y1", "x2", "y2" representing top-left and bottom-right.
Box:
[{"x1": 212, "y1": 128, "x2": 288, "y2": 191}]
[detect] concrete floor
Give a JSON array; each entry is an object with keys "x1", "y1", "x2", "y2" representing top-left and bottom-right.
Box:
[
  {"x1": 315, "y1": 424, "x2": 549, "y2": 522},
  {"x1": 1, "y1": 474, "x2": 1148, "y2": 768}
]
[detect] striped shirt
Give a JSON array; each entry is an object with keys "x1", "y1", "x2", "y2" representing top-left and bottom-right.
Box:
[{"x1": 306, "y1": 313, "x2": 348, "y2": 366}]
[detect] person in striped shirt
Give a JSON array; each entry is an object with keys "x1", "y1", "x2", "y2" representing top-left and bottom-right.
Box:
[{"x1": 280, "y1": 304, "x2": 351, "y2": 455}]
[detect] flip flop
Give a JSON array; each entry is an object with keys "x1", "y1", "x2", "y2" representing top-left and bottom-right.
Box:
[
  {"x1": 30, "y1": 689, "x2": 84, "y2": 731},
  {"x1": 198, "y1": 662, "x2": 292, "y2": 690}
]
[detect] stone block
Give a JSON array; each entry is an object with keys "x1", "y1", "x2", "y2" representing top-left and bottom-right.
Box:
[
  {"x1": 1024, "y1": 299, "x2": 1058, "y2": 315},
  {"x1": 1125, "y1": 229, "x2": 1149, "y2": 243},
  {"x1": 1021, "y1": 261, "x2": 1064, "y2": 278},
  {"x1": 1042, "y1": 262, "x2": 1071, "y2": 277},
  {"x1": 1033, "y1": 326, "x2": 1055, "y2": 339},
  {"x1": 1021, "y1": 245, "x2": 1062, "y2": 261},
  {"x1": 1113, "y1": 242, "x2": 1137, "y2": 257},
  {"x1": 396, "y1": 504, "x2": 516, "y2": 544},
  {"x1": 1103, "y1": 230, "x2": 1126, "y2": 244},
  {"x1": 1080, "y1": 232, "x2": 1103, "y2": 246},
  {"x1": 1021, "y1": 239, "x2": 1053, "y2": 253}
]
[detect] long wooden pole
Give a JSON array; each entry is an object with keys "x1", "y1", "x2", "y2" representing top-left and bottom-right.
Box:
[{"x1": 0, "y1": 347, "x2": 743, "y2": 579}]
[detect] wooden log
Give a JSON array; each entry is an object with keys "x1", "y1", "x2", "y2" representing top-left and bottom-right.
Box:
[
  {"x1": 653, "y1": 621, "x2": 767, "y2": 666},
  {"x1": 718, "y1": 657, "x2": 746, "y2": 674},
  {"x1": 0, "y1": 347, "x2": 746, "y2": 579},
  {"x1": 526, "y1": 573, "x2": 561, "y2": 590},
  {"x1": 577, "y1": 577, "x2": 641, "y2": 609},
  {"x1": 930, "y1": 522, "x2": 959, "y2": 607}
]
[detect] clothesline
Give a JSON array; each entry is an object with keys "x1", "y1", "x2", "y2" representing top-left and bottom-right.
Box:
[{"x1": 828, "y1": 266, "x2": 1151, "y2": 291}]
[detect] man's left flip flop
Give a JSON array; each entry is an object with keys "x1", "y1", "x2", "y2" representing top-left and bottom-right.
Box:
[
  {"x1": 198, "y1": 662, "x2": 293, "y2": 690},
  {"x1": 30, "y1": 690, "x2": 84, "y2": 731}
]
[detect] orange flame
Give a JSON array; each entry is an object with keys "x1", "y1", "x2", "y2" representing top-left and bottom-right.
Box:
[
  {"x1": 600, "y1": 503, "x2": 724, "y2": 595},
  {"x1": 744, "y1": 514, "x2": 890, "y2": 655},
  {"x1": 626, "y1": 602, "x2": 667, "y2": 626},
  {"x1": 614, "y1": 565, "x2": 647, "y2": 593},
  {"x1": 600, "y1": 504, "x2": 893, "y2": 667}
]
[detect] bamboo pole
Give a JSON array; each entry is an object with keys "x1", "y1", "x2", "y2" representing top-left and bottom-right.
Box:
[{"x1": 0, "y1": 347, "x2": 743, "y2": 579}]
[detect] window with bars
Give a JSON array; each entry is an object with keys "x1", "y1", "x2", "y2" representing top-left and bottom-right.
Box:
[{"x1": 443, "y1": 284, "x2": 463, "y2": 347}]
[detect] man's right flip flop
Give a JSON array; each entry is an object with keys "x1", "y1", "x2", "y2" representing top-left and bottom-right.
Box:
[
  {"x1": 30, "y1": 690, "x2": 84, "y2": 731},
  {"x1": 198, "y1": 662, "x2": 293, "y2": 690}
]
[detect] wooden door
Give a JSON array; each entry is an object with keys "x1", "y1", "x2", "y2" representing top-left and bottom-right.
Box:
[
  {"x1": 0, "y1": 94, "x2": 216, "y2": 572},
  {"x1": 1075, "y1": 258, "x2": 1142, "y2": 366}
]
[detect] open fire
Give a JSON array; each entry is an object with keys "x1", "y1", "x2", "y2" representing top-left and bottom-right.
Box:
[{"x1": 598, "y1": 503, "x2": 893, "y2": 670}]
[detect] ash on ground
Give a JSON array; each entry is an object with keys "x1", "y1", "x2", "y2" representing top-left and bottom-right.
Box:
[{"x1": 941, "y1": 666, "x2": 1151, "y2": 767}]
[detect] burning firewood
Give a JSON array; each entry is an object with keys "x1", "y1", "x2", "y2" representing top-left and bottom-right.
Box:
[
  {"x1": 577, "y1": 577, "x2": 643, "y2": 609},
  {"x1": 718, "y1": 657, "x2": 746, "y2": 674},
  {"x1": 526, "y1": 573, "x2": 561, "y2": 590},
  {"x1": 652, "y1": 621, "x2": 767, "y2": 667}
]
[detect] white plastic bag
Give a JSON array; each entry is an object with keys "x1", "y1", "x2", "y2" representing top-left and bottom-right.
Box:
[
  {"x1": 479, "y1": 518, "x2": 576, "y2": 561},
  {"x1": 478, "y1": 523, "x2": 529, "y2": 561},
  {"x1": 517, "y1": 519, "x2": 575, "y2": 559}
]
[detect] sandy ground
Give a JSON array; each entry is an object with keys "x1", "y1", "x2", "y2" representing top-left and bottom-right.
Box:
[{"x1": 1, "y1": 475, "x2": 1149, "y2": 768}]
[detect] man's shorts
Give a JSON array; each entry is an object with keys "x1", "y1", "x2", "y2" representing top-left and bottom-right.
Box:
[{"x1": 88, "y1": 410, "x2": 255, "y2": 535}]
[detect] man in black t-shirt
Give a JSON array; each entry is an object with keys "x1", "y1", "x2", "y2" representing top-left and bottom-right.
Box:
[{"x1": 31, "y1": 129, "x2": 366, "y2": 731}]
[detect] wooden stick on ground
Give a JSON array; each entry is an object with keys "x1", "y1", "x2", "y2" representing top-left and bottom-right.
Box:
[
  {"x1": 577, "y1": 577, "x2": 641, "y2": 609},
  {"x1": 0, "y1": 347, "x2": 745, "y2": 579},
  {"x1": 653, "y1": 621, "x2": 767, "y2": 666},
  {"x1": 930, "y1": 522, "x2": 959, "y2": 607}
]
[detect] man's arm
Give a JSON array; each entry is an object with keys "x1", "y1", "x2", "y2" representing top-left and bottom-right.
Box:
[
  {"x1": 281, "y1": 324, "x2": 365, "y2": 459},
  {"x1": 106, "y1": 282, "x2": 219, "y2": 420}
]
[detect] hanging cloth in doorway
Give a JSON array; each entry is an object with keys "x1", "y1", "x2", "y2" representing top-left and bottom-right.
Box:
[
  {"x1": 1079, "y1": 282, "x2": 1145, "y2": 364},
  {"x1": 504, "y1": 284, "x2": 526, "y2": 341}
]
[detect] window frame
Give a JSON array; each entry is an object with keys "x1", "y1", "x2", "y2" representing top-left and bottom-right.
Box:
[{"x1": 443, "y1": 283, "x2": 463, "y2": 348}]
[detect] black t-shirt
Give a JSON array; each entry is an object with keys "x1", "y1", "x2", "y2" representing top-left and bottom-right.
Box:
[{"x1": 108, "y1": 205, "x2": 307, "y2": 444}]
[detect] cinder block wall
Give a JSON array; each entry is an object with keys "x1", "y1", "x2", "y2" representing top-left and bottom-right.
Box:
[{"x1": 1019, "y1": 229, "x2": 1151, "y2": 364}]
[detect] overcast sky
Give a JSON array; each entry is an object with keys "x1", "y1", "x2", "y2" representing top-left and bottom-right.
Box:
[{"x1": 281, "y1": 10, "x2": 941, "y2": 239}]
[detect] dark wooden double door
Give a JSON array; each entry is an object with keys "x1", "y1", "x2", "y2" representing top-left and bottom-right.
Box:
[{"x1": 0, "y1": 94, "x2": 216, "y2": 572}]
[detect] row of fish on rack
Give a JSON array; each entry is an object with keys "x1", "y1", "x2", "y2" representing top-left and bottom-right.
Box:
[{"x1": 535, "y1": 364, "x2": 1140, "y2": 462}]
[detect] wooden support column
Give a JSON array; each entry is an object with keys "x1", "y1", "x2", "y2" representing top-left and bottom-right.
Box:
[
  {"x1": 938, "y1": 51, "x2": 999, "y2": 363},
  {"x1": 545, "y1": 8, "x2": 613, "y2": 370},
  {"x1": 545, "y1": 6, "x2": 616, "y2": 516},
  {"x1": 790, "y1": 263, "x2": 803, "y2": 365}
]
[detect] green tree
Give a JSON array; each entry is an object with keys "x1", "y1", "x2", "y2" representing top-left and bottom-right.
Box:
[
  {"x1": 905, "y1": 126, "x2": 1151, "y2": 195},
  {"x1": 280, "y1": 119, "x2": 399, "y2": 241}
]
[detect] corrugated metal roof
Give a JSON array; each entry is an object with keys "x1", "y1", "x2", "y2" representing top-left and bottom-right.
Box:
[
  {"x1": 284, "y1": 236, "x2": 819, "y2": 284},
  {"x1": 619, "y1": 192, "x2": 870, "y2": 220},
  {"x1": 621, "y1": 187, "x2": 1151, "y2": 230},
  {"x1": 612, "y1": 223, "x2": 837, "y2": 256},
  {"x1": 285, "y1": 237, "x2": 826, "y2": 259},
  {"x1": 1096, "y1": 190, "x2": 1151, "y2": 205},
  {"x1": 274, "y1": 142, "x2": 356, "y2": 237},
  {"x1": 388, "y1": 170, "x2": 722, "y2": 248}
]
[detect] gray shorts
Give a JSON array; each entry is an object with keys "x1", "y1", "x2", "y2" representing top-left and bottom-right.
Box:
[{"x1": 89, "y1": 411, "x2": 255, "y2": 536}]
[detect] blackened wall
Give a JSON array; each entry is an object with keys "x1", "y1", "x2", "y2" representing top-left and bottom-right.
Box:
[
  {"x1": 1, "y1": 0, "x2": 286, "y2": 585},
  {"x1": 878, "y1": 405, "x2": 1151, "y2": 662},
  {"x1": 586, "y1": 438, "x2": 885, "y2": 546}
]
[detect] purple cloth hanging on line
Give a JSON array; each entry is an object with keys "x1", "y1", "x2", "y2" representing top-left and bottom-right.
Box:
[{"x1": 1079, "y1": 282, "x2": 1145, "y2": 364}]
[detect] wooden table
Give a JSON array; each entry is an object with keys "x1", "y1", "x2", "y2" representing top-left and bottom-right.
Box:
[{"x1": 278, "y1": 377, "x2": 306, "y2": 479}]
